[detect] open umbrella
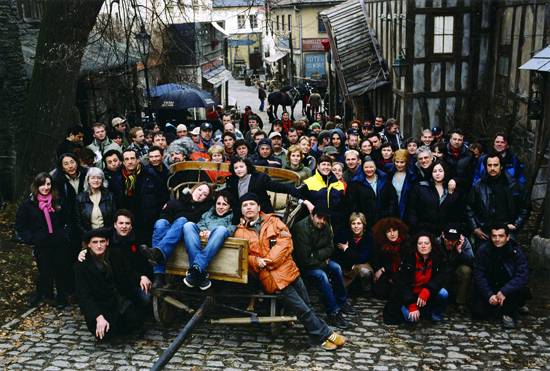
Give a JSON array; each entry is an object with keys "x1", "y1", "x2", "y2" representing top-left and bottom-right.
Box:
[
  {"x1": 155, "y1": 86, "x2": 218, "y2": 110},
  {"x1": 146, "y1": 83, "x2": 187, "y2": 98}
]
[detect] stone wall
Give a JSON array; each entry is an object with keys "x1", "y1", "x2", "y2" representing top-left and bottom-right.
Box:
[{"x1": 0, "y1": 0, "x2": 27, "y2": 202}]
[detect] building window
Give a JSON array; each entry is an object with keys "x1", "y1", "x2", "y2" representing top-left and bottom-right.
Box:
[
  {"x1": 238, "y1": 14, "x2": 246, "y2": 29},
  {"x1": 434, "y1": 16, "x2": 453, "y2": 53},
  {"x1": 282, "y1": 14, "x2": 285, "y2": 32},
  {"x1": 496, "y1": 55, "x2": 510, "y2": 96},
  {"x1": 318, "y1": 13, "x2": 326, "y2": 33},
  {"x1": 288, "y1": 14, "x2": 292, "y2": 30},
  {"x1": 250, "y1": 15, "x2": 257, "y2": 29}
]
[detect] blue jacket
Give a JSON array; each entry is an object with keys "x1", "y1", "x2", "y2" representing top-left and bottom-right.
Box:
[
  {"x1": 332, "y1": 228, "x2": 373, "y2": 270},
  {"x1": 473, "y1": 239, "x2": 529, "y2": 299},
  {"x1": 330, "y1": 128, "x2": 348, "y2": 166},
  {"x1": 387, "y1": 165, "x2": 416, "y2": 219},
  {"x1": 473, "y1": 151, "x2": 525, "y2": 185}
]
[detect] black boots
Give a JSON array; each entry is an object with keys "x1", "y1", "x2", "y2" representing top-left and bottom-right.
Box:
[{"x1": 140, "y1": 245, "x2": 165, "y2": 267}]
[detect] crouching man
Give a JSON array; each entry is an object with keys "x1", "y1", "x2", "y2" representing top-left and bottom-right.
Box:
[
  {"x1": 472, "y1": 224, "x2": 532, "y2": 329},
  {"x1": 74, "y1": 228, "x2": 152, "y2": 339},
  {"x1": 234, "y1": 193, "x2": 345, "y2": 350}
]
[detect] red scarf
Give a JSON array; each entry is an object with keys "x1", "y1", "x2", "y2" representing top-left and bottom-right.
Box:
[
  {"x1": 449, "y1": 145, "x2": 462, "y2": 157},
  {"x1": 381, "y1": 235, "x2": 405, "y2": 272}
]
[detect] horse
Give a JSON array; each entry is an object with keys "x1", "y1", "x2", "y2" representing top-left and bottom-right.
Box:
[{"x1": 267, "y1": 86, "x2": 300, "y2": 122}]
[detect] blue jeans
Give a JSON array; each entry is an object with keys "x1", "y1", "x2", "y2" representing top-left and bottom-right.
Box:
[
  {"x1": 131, "y1": 285, "x2": 152, "y2": 308},
  {"x1": 153, "y1": 217, "x2": 188, "y2": 274},
  {"x1": 259, "y1": 99, "x2": 265, "y2": 111},
  {"x1": 281, "y1": 276, "x2": 333, "y2": 346},
  {"x1": 401, "y1": 288, "x2": 449, "y2": 322},
  {"x1": 303, "y1": 260, "x2": 348, "y2": 315},
  {"x1": 183, "y1": 222, "x2": 229, "y2": 273}
]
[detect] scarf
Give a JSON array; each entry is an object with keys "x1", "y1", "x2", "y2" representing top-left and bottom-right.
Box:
[
  {"x1": 122, "y1": 163, "x2": 142, "y2": 196},
  {"x1": 37, "y1": 193, "x2": 55, "y2": 233},
  {"x1": 381, "y1": 235, "x2": 405, "y2": 272},
  {"x1": 449, "y1": 145, "x2": 462, "y2": 157}
]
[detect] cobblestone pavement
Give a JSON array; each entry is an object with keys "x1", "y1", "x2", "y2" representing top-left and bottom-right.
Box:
[{"x1": 1, "y1": 273, "x2": 549, "y2": 371}]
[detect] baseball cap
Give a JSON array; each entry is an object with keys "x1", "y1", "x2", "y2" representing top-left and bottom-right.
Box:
[
  {"x1": 112, "y1": 117, "x2": 127, "y2": 127},
  {"x1": 190, "y1": 127, "x2": 200, "y2": 136},
  {"x1": 443, "y1": 223, "x2": 461, "y2": 240},
  {"x1": 269, "y1": 132, "x2": 282, "y2": 139},
  {"x1": 324, "y1": 146, "x2": 338, "y2": 155},
  {"x1": 200, "y1": 122, "x2": 213, "y2": 131},
  {"x1": 177, "y1": 124, "x2": 187, "y2": 132},
  {"x1": 432, "y1": 126, "x2": 442, "y2": 135},
  {"x1": 363, "y1": 121, "x2": 373, "y2": 128}
]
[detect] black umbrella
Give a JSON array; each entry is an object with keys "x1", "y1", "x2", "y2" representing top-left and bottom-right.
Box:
[{"x1": 155, "y1": 86, "x2": 218, "y2": 110}]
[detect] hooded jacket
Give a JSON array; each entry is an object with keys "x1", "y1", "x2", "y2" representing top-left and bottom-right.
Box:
[
  {"x1": 330, "y1": 128, "x2": 348, "y2": 166},
  {"x1": 196, "y1": 205, "x2": 237, "y2": 236},
  {"x1": 473, "y1": 151, "x2": 526, "y2": 185},
  {"x1": 88, "y1": 137, "x2": 122, "y2": 169},
  {"x1": 300, "y1": 169, "x2": 346, "y2": 226},
  {"x1": 234, "y1": 212, "x2": 300, "y2": 293},
  {"x1": 190, "y1": 136, "x2": 217, "y2": 161},
  {"x1": 249, "y1": 138, "x2": 282, "y2": 168},
  {"x1": 346, "y1": 169, "x2": 398, "y2": 230}
]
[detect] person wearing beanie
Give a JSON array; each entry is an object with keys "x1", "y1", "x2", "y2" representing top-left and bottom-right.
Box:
[
  {"x1": 249, "y1": 138, "x2": 282, "y2": 168},
  {"x1": 234, "y1": 193, "x2": 346, "y2": 351}
]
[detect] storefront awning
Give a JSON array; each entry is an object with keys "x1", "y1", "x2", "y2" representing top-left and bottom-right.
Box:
[
  {"x1": 204, "y1": 64, "x2": 232, "y2": 88},
  {"x1": 264, "y1": 51, "x2": 287, "y2": 63},
  {"x1": 519, "y1": 46, "x2": 550, "y2": 72}
]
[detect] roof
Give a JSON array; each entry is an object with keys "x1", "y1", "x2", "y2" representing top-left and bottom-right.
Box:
[
  {"x1": 19, "y1": 25, "x2": 141, "y2": 79},
  {"x1": 519, "y1": 46, "x2": 550, "y2": 72},
  {"x1": 319, "y1": 0, "x2": 390, "y2": 99},
  {"x1": 271, "y1": 0, "x2": 345, "y2": 7},
  {"x1": 212, "y1": 0, "x2": 264, "y2": 8}
]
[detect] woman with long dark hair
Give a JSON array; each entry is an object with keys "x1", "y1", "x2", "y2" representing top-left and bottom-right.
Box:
[
  {"x1": 52, "y1": 153, "x2": 88, "y2": 211},
  {"x1": 370, "y1": 217, "x2": 409, "y2": 299},
  {"x1": 15, "y1": 172, "x2": 71, "y2": 309},
  {"x1": 383, "y1": 231, "x2": 448, "y2": 325}
]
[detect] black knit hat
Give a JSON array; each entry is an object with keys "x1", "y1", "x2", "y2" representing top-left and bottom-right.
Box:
[{"x1": 240, "y1": 192, "x2": 260, "y2": 206}]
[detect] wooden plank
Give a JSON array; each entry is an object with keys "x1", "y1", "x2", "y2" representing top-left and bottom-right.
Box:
[{"x1": 165, "y1": 237, "x2": 249, "y2": 284}]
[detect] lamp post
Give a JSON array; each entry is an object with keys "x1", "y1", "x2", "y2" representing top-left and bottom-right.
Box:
[{"x1": 136, "y1": 24, "x2": 152, "y2": 109}]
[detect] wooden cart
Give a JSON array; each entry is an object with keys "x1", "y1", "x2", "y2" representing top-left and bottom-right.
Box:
[{"x1": 151, "y1": 162, "x2": 304, "y2": 338}]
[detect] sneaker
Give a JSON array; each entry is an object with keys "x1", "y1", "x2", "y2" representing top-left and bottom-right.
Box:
[
  {"x1": 430, "y1": 315, "x2": 442, "y2": 325},
  {"x1": 199, "y1": 270, "x2": 211, "y2": 291},
  {"x1": 502, "y1": 315, "x2": 515, "y2": 329},
  {"x1": 327, "y1": 332, "x2": 345, "y2": 347},
  {"x1": 184, "y1": 266, "x2": 199, "y2": 288},
  {"x1": 327, "y1": 312, "x2": 351, "y2": 329},
  {"x1": 518, "y1": 305, "x2": 530, "y2": 315},
  {"x1": 320, "y1": 340, "x2": 337, "y2": 351},
  {"x1": 339, "y1": 302, "x2": 358, "y2": 315}
]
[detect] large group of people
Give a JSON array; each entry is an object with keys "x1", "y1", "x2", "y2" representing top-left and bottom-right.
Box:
[{"x1": 14, "y1": 108, "x2": 533, "y2": 348}]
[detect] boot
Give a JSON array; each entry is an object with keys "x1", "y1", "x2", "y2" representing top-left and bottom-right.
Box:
[
  {"x1": 140, "y1": 245, "x2": 165, "y2": 267},
  {"x1": 360, "y1": 267, "x2": 373, "y2": 298},
  {"x1": 152, "y1": 273, "x2": 165, "y2": 288}
]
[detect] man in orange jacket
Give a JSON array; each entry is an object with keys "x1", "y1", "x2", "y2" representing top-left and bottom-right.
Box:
[{"x1": 234, "y1": 193, "x2": 345, "y2": 350}]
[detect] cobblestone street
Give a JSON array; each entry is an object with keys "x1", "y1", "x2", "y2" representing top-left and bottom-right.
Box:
[{"x1": 1, "y1": 272, "x2": 548, "y2": 371}]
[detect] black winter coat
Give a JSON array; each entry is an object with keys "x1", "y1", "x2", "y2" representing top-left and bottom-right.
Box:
[
  {"x1": 466, "y1": 171, "x2": 531, "y2": 233},
  {"x1": 159, "y1": 192, "x2": 214, "y2": 224},
  {"x1": 383, "y1": 252, "x2": 446, "y2": 325},
  {"x1": 332, "y1": 229, "x2": 373, "y2": 270},
  {"x1": 109, "y1": 230, "x2": 153, "y2": 280},
  {"x1": 15, "y1": 196, "x2": 69, "y2": 248},
  {"x1": 53, "y1": 169, "x2": 88, "y2": 216},
  {"x1": 75, "y1": 190, "x2": 117, "y2": 235},
  {"x1": 345, "y1": 169, "x2": 398, "y2": 230},
  {"x1": 226, "y1": 169, "x2": 300, "y2": 223},
  {"x1": 74, "y1": 248, "x2": 142, "y2": 322},
  {"x1": 443, "y1": 144, "x2": 477, "y2": 192},
  {"x1": 109, "y1": 165, "x2": 166, "y2": 227},
  {"x1": 404, "y1": 180, "x2": 463, "y2": 236}
]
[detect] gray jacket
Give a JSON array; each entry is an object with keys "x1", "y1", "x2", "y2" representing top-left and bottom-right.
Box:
[
  {"x1": 88, "y1": 138, "x2": 122, "y2": 169},
  {"x1": 437, "y1": 235, "x2": 474, "y2": 273},
  {"x1": 196, "y1": 205, "x2": 236, "y2": 236}
]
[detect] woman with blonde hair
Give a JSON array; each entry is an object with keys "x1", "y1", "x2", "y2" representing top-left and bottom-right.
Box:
[
  {"x1": 387, "y1": 149, "x2": 416, "y2": 219},
  {"x1": 333, "y1": 212, "x2": 374, "y2": 297}
]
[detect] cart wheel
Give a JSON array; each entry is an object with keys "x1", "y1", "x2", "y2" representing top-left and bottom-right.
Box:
[
  {"x1": 270, "y1": 297, "x2": 285, "y2": 337},
  {"x1": 153, "y1": 274, "x2": 179, "y2": 326}
]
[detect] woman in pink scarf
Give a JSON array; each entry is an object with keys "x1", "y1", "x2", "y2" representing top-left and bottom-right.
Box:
[{"x1": 15, "y1": 172, "x2": 71, "y2": 310}]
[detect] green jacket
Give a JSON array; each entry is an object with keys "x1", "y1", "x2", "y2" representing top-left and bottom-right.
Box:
[{"x1": 291, "y1": 215, "x2": 333, "y2": 271}]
